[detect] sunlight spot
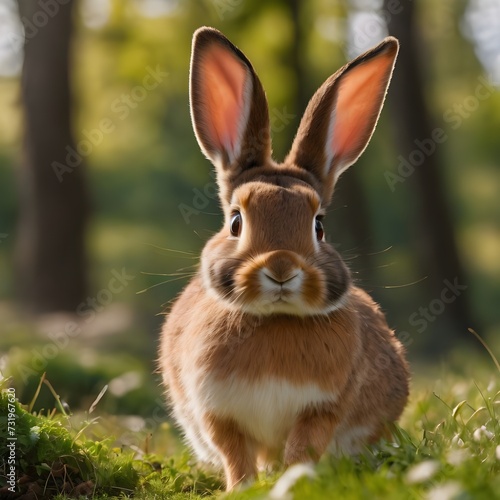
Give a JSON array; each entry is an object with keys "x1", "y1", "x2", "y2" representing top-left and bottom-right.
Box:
[
  {"x1": 132, "y1": 0, "x2": 179, "y2": 18},
  {"x1": 80, "y1": 0, "x2": 111, "y2": 30},
  {"x1": 121, "y1": 415, "x2": 146, "y2": 432},
  {"x1": 447, "y1": 448, "x2": 467, "y2": 466},
  {"x1": 427, "y1": 481, "x2": 462, "y2": 500},
  {"x1": 108, "y1": 371, "x2": 142, "y2": 397},
  {"x1": 406, "y1": 460, "x2": 440, "y2": 484},
  {"x1": 0, "y1": 0, "x2": 23, "y2": 77},
  {"x1": 461, "y1": 224, "x2": 500, "y2": 275},
  {"x1": 463, "y1": 0, "x2": 500, "y2": 85},
  {"x1": 487, "y1": 379, "x2": 496, "y2": 392}
]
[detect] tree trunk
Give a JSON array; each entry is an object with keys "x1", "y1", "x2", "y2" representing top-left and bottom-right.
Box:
[
  {"x1": 16, "y1": 0, "x2": 88, "y2": 314},
  {"x1": 383, "y1": 0, "x2": 476, "y2": 349}
]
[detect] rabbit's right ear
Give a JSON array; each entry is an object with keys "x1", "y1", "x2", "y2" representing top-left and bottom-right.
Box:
[
  {"x1": 190, "y1": 27, "x2": 271, "y2": 188},
  {"x1": 287, "y1": 38, "x2": 399, "y2": 203}
]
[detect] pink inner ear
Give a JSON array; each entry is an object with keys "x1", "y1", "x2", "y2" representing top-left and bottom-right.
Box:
[
  {"x1": 199, "y1": 44, "x2": 248, "y2": 158},
  {"x1": 330, "y1": 51, "x2": 395, "y2": 165}
]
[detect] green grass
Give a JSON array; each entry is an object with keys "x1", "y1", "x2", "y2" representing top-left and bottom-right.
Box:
[{"x1": 1, "y1": 364, "x2": 499, "y2": 499}]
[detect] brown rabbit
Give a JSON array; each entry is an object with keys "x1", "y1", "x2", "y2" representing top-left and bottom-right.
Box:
[{"x1": 159, "y1": 27, "x2": 409, "y2": 491}]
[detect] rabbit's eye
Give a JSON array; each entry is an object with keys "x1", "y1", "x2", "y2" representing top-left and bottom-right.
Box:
[
  {"x1": 230, "y1": 211, "x2": 242, "y2": 237},
  {"x1": 315, "y1": 217, "x2": 325, "y2": 241}
]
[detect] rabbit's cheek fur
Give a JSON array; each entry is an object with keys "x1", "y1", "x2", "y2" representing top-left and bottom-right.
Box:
[
  {"x1": 313, "y1": 246, "x2": 352, "y2": 308},
  {"x1": 232, "y1": 253, "x2": 348, "y2": 316},
  {"x1": 199, "y1": 234, "x2": 244, "y2": 296},
  {"x1": 202, "y1": 247, "x2": 350, "y2": 315}
]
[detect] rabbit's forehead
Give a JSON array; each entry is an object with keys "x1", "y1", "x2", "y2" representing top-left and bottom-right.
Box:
[{"x1": 231, "y1": 180, "x2": 321, "y2": 215}]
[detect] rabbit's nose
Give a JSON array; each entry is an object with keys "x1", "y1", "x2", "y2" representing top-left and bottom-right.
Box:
[
  {"x1": 262, "y1": 269, "x2": 300, "y2": 286},
  {"x1": 260, "y1": 250, "x2": 304, "y2": 291}
]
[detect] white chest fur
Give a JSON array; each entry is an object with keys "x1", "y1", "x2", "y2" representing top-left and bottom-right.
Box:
[{"x1": 192, "y1": 375, "x2": 338, "y2": 447}]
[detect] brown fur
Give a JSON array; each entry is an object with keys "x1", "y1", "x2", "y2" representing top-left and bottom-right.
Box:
[
  {"x1": 203, "y1": 413, "x2": 258, "y2": 490},
  {"x1": 159, "y1": 27, "x2": 409, "y2": 491}
]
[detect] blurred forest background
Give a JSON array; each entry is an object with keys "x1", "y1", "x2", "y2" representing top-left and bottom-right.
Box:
[{"x1": 0, "y1": 0, "x2": 499, "y2": 416}]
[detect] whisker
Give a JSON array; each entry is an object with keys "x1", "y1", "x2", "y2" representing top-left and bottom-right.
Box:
[
  {"x1": 377, "y1": 277, "x2": 428, "y2": 289},
  {"x1": 365, "y1": 246, "x2": 393, "y2": 256},
  {"x1": 176, "y1": 264, "x2": 199, "y2": 271},
  {"x1": 136, "y1": 275, "x2": 195, "y2": 294},
  {"x1": 324, "y1": 204, "x2": 348, "y2": 214},
  {"x1": 337, "y1": 254, "x2": 362, "y2": 262},
  {"x1": 141, "y1": 271, "x2": 196, "y2": 277},
  {"x1": 352, "y1": 263, "x2": 396, "y2": 274},
  {"x1": 141, "y1": 243, "x2": 197, "y2": 257}
]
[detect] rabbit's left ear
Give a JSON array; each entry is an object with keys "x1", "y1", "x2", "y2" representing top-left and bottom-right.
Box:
[
  {"x1": 190, "y1": 27, "x2": 271, "y2": 179},
  {"x1": 287, "y1": 37, "x2": 399, "y2": 202}
]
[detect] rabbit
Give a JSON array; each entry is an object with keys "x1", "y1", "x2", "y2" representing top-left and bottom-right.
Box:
[{"x1": 159, "y1": 26, "x2": 410, "y2": 491}]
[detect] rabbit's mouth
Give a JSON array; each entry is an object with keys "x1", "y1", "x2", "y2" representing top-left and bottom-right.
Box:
[
  {"x1": 228, "y1": 254, "x2": 347, "y2": 317},
  {"x1": 260, "y1": 267, "x2": 303, "y2": 298},
  {"x1": 236, "y1": 292, "x2": 347, "y2": 317},
  {"x1": 202, "y1": 242, "x2": 351, "y2": 317}
]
